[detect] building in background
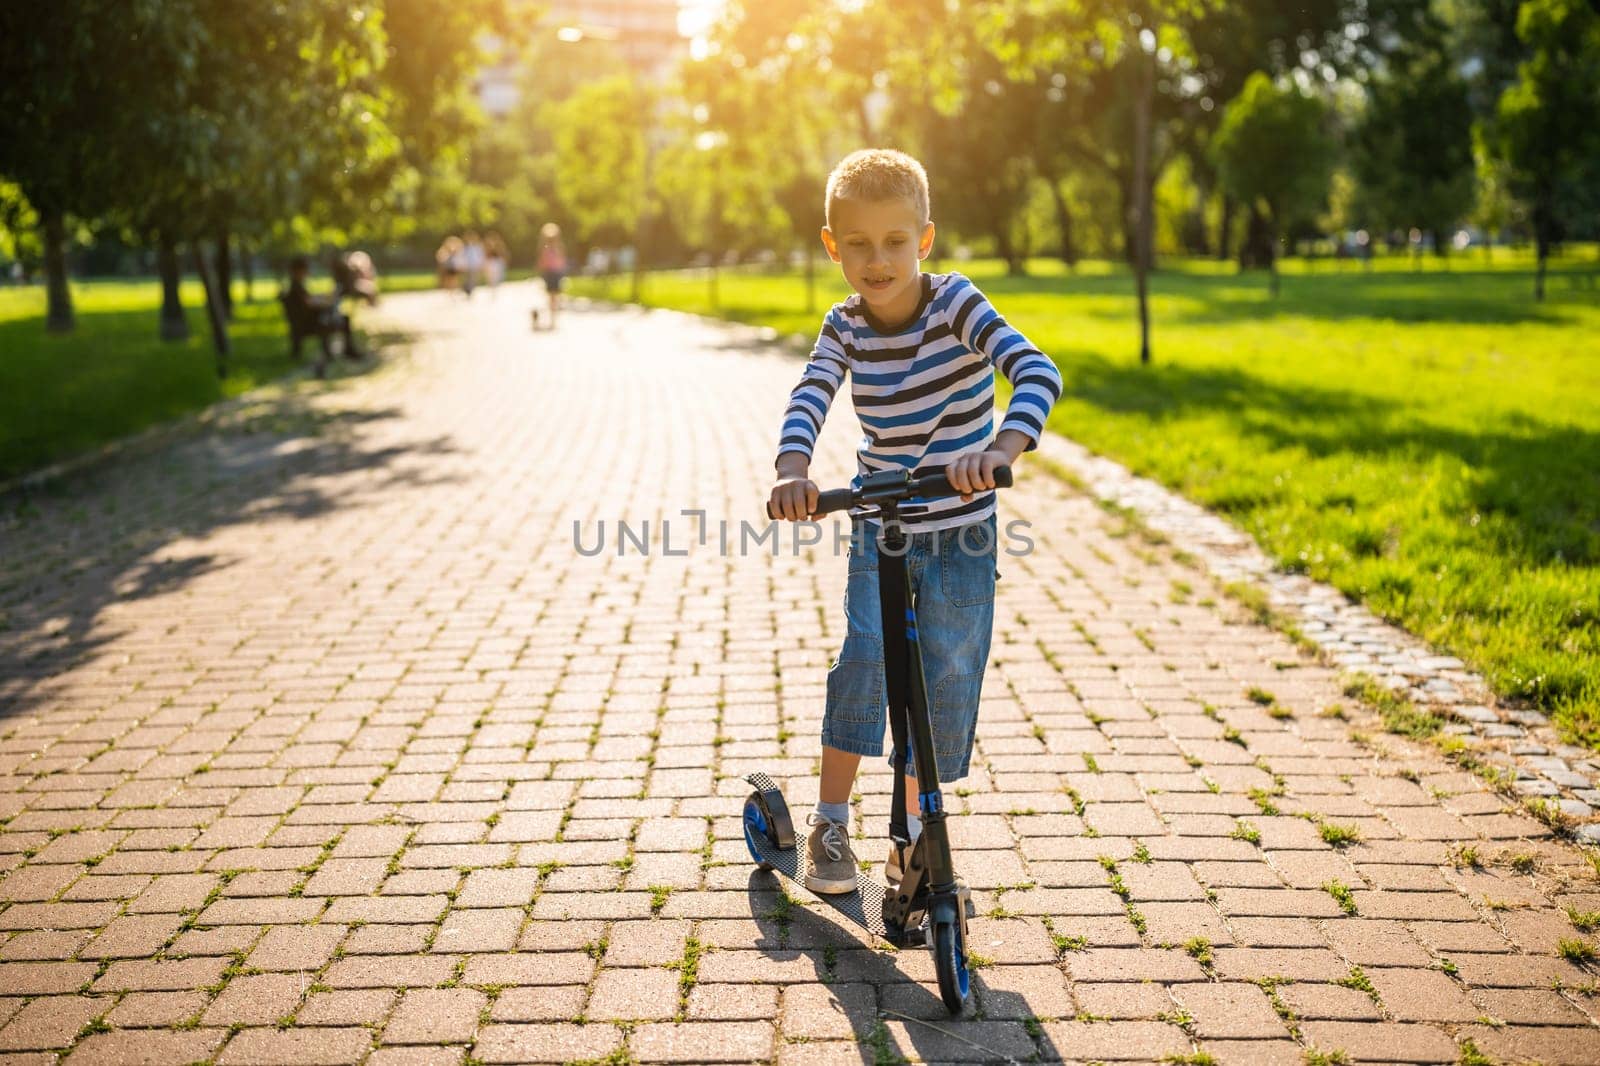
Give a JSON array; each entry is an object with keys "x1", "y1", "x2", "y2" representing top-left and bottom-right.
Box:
[{"x1": 476, "y1": 0, "x2": 689, "y2": 118}]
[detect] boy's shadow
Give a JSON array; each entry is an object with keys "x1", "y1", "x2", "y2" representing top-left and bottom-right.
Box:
[{"x1": 745, "y1": 870, "x2": 1064, "y2": 1064}]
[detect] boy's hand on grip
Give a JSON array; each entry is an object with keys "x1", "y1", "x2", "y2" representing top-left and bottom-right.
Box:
[
  {"x1": 945, "y1": 449, "x2": 1010, "y2": 502},
  {"x1": 769, "y1": 476, "x2": 819, "y2": 521}
]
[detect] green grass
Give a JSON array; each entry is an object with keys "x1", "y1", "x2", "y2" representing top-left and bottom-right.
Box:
[
  {"x1": 0, "y1": 278, "x2": 351, "y2": 481},
  {"x1": 579, "y1": 250, "x2": 1600, "y2": 746}
]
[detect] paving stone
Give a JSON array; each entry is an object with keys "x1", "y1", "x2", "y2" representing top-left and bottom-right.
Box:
[
  {"x1": 203, "y1": 973, "x2": 313, "y2": 1026},
  {"x1": 1458, "y1": 1022, "x2": 1600, "y2": 1065},
  {"x1": 245, "y1": 924, "x2": 345, "y2": 972},
  {"x1": 367, "y1": 1049, "x2": 464, "y2": 1066},
  {"x1": 489, "y1": 986, "x2": 587, "y2": 1023},
  {"x1": 473, "y1": 1023, "x2": 622, "y2": 1063},
  {"x1": 1298, "y1": 1021, "x2": 1460, "y2": 1063},
  {"x1": 586, "y1": 968, "x2": 681, "y2": 1021},
  {"x1": 296, "y1": 990, "x2": 395, "y2": 1027},
  {"x1": 0, "y1": 996, "x2": 109, "y2": 1051},
  {"x1": 216, "y1": 1026, "x2": 371, "y2": 1065},
  {"x1": 93, "y1": 958, "x2": 228, "y2": 993},
  {"x1": 1171, "y1": 982, "x2": 1290, "y2": 1039},
  {"x1": 103, "y1": 991, "x2": 209, "y2": 1028},
  {"x1": 1275, "y1": 983, "x2": 1383, "y2": 1022},
  {"x1": 383, "y1": 988, "x2": 486, "y2": 1045},
  {"x1": 1072, "y1": 981, "x2": 1173, "y2": 1020},
  {"x1": 63, "y1": 1030, "x2": 226, "y2": 1065},
  {"x1": 1039, "y1": 1020, "x2": 1190, "y2": 1060}
]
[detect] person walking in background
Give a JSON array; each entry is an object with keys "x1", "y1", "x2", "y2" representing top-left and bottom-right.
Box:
[
  {"x1": 484, "y1": 232, "x2": 508, "y2": 297},
  {"x1": 537, "y1": 223, "x2": 568, "y2": 328},
  {"x1": 436, "y1": 236, "x2": 463, "y2": 293},
  {"x1": 461, "y1": 231, "x2": 485, "y2": 298}
]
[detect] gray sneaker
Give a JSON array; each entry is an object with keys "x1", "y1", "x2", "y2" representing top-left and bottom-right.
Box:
[{"x1": 804, "y1": 814, "x2": 857, "y2": 895}]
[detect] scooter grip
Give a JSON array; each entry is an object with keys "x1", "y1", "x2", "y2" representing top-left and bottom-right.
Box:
[
  {"x1": 766, "y1": 487, "x2": 855, "y2": 520},
  {"x1": 913, "y1": 464, "x2": 1013, "y2": 497},
  {"x1": 812, "y1": 488, "x2": 855, "y2": 515}
]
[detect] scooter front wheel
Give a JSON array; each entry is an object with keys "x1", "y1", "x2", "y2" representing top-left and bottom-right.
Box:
[{"x1": 932, "y1": 917, "x2": 970, "y2": 1014}]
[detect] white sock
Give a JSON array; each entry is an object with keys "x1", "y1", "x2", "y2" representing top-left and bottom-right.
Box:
[
  {"x1": 905, "y1": 810, "x2": 923, "y2": 841},
  {"x1": 815, "y1": 800, "x2": 849, "y2": 828}
]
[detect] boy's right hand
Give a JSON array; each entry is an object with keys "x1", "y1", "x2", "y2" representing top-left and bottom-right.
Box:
[{"x1": 769, "y1": 476, "x2": 820, "y2": 522}]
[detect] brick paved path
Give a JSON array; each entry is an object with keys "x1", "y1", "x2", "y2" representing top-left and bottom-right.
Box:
[{"x1": 1, "y1": 286, "x2": 1597, "y2": 1065}]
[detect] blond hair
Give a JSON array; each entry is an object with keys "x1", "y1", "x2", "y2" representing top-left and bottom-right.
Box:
[{"x1": 824, "y1": 149, "x2": 930, "y2": 228}]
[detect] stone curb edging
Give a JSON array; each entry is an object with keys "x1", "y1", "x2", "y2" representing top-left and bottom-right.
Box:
[{"x1": 1030, "y1": 432, "x2": 1600, "y2": 847}]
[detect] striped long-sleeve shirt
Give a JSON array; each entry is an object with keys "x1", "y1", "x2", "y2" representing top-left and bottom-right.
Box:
[{"x1": 775, "y1": 271, "x2": 1064, "y2": 532}]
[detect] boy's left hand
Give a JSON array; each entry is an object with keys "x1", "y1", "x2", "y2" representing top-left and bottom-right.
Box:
[{"x1": 945, "y1": 448, "x2": 1012, "y2": 501}]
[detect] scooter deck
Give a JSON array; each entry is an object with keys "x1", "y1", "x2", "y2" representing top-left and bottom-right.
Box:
[{"x1": 745, "y1": 816, "x2": 919, "y2": 944}]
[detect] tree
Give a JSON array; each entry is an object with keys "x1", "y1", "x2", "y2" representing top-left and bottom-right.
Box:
[
  {"x1": 1351, "y1": 49, "x2": 1477, "y2": 256},
  {"x1": 982, "y1": 0, "x2": 1219, "y2": 364},
  {"x1": 653, "y1": 126, "x2": 789, "y2": 309},
  {"x1": 1212, "y1": 72, "x2": 1335, "y2": 295},
  {"x1": 130, "y1": 1, "x2": 400, "y2": 358},
  {"x1": 546, "y1": 75, "x2": 653, "y2": 278},
  {"x1": 0, "y1": 3, "x2": 176, "y2": 332},
  {"x1": 1491, "y1": 0, "x2": 1600, "y2": 299},
  {"x1": 909, "y1": 18, "x2": 1044, "y2": 275},
  {"x1": 663, "y1": 3, "x2": 842, "y2": 309},
  {"x1": 1178, "y1": 0, "x2": 1387, "y2": 261}
]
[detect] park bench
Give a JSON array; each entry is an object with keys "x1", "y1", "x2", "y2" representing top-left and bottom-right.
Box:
[{"x1": 278, "y1": 291, "x2": 355, "y2": 361}]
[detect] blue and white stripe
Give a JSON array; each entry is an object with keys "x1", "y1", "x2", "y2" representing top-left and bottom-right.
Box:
[{"x1": 776, "y1": 272, "x2": 1063, "y2": 531}]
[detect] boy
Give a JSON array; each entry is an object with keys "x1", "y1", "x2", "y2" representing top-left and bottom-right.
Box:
[{"x1": 768, "y1": 149, "x2": 1063, "y2": 894}]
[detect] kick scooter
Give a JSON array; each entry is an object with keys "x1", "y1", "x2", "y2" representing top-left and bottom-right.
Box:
[{"x1": 743, "y1": 464, "x2": 1013, "y2": 1014}]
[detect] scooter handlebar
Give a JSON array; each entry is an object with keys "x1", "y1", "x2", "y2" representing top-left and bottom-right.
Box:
[{"x1": 766, "y1": 465, "x2": 1013, "y2": 520}]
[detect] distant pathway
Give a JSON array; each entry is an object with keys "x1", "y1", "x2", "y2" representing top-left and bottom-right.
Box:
[{"x1": 0, "y1": 283, "x2": 1596, "y2": 1065}]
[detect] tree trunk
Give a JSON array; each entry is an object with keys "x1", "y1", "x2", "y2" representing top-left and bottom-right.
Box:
[
  {"x1": 213, "y1": 226, "x2": 233, "y2": 319},
  {"x1": 630, "y1": 218, "x2": 646, "y2": 304},
  {"x1": 1118, "y1": 178, "x2": 1138, "y2": 268},
  {"x1": 1132, "y1": 43, "x2": 1154, "y2": 365},
  {"x1": 1185, "y1": 172, "x2": 1211, "y2": 257},
  {"x1": 158, "y1": 234, "x2": 189, "y2": 341},
  {"x1": 1217, "y1": 194, "x2": 1235, "y2": 262},
  {"x1": 42, "y1": 208, "x2": 74, "y2": 333},
  {"x1": 1049, "y1": 181, "x2": 1078, "y2": 269},
  {"x1": 804, "y1": 242, "x2": 816, "y2": 314},
  {"x1": 1534, "y1": 229, "x2": 1548, "y2": 302},
  {"x1": 192, "y1": 242, "x2": 231, "y2": 375},
  {"x1": 1240, "y1": 206, "x2": 1275, "y2": 271},
  {"x1": 1268, "y1": 223, "x2": 1281, "y2": 297},
  {"x1": 996, "y1": 223, "x2": 1024, "y2": 277}
]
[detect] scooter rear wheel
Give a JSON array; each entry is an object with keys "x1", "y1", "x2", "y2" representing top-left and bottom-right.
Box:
[{"x1": 741, "y1": 793, "x2": 776, "y2": 871}]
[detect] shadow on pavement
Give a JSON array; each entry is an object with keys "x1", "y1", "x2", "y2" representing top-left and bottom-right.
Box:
[
  {"x1": 0, "y1": 381, "x2": 460, "y2": 725},
  {"x1": 747, "y1": 871, "x2": 1065, "y2": 1064}
]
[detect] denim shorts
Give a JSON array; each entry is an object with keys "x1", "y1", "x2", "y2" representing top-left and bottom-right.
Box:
[{"x1": 820, "y1": 512, "x2": 997, "y2": 783}]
